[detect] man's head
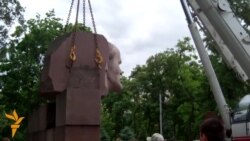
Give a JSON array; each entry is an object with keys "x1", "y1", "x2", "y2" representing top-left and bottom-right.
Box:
[
  {"x1": 2, "y1": 137, "x2": 10, "y2": 141},
  {"x1": 151, "y1": 133, "x2": 164, "y2": 141},
  {"x1": 105, "y1": 42, "x2": 122, "y2": 92},
  {"x1": 200, "y1": 118, "x2": 224, "y2": 141}
]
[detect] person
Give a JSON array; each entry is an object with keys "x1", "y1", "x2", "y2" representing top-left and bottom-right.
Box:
[
  {"x1": 105, "y1": 42, "x2": 123, "y2": 92},
  {"x1": 150, "y1": 133, "x2": 164, "y2": 141},
  {"x1": 2, "y1": 137, "x2": 10, "y2": 141},
  {"x1": 200, "y1": 117, "x2": 224, "y2": 141}
]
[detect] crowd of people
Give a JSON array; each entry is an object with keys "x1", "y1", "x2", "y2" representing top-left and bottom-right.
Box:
[
  {"x1": 146, "y1": 117, "x2": 224, "y2": 141},
  {"x1": 1, "y1": 117, "x2": 225, "y2": 141}
]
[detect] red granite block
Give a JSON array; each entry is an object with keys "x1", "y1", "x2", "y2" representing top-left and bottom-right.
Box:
[
  {"x1": 55, "y1": 126, "x2": 100, "y2": 141},
  {"x1": 40, "y1": 32, "x2": 109, "y2": 99},
  {"x1": 46, "y1": 129, "x2": 55, "y2": 141},
  {"x1": 56, "y1": 88, "x2": 101, "y2": 126},
  {"x1": 28, "y1": 131, "x2": 46, "y2": 141},
  {"x1": 28, "y1": 104, "x2": 47, "y2": 133}
]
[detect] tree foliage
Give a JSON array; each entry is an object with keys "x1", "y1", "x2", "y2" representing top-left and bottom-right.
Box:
[
  {"x1": 0, "y1": 0, "x2": 24, "y2": 50},
  {"x1": 0, "y1": 10, "x2": 63, "y2": 114},
  {"x1": 119, "y1": 126, "x2": 135, "y2": 141},
  {"x1": 102, "y1": 37, "x2": 209, "y2": 141},
  {"x1": 228, "y1": 0, "x2": 250, "y2": 28}
]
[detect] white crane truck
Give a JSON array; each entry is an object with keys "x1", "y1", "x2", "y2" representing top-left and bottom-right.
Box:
[{"x1": 180, "y1": 0, "x2": 250, "y2": 140}]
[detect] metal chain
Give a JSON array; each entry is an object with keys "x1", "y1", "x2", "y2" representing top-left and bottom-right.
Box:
[
  {"x1": 67, "y1": 0, "x2": 103, "y2": 68},
  {"x1": 65, "y1": 0, "x2": 75, "y2": 32},
  {"x1": 88, "y1": 0, "x2": 97, "y2": 34},
  {"x1": 74, "y1": 0, "x2": 81, "y2": 32},
  {"x1": 69, "y1": 0, "x2": 80, "y2": 62},
  {"x1": 87, "y1": 0, "x2": 103, "y2": 69},
  {"x1": 83, "y1": 0, "x2": 86, "y2": 26}
]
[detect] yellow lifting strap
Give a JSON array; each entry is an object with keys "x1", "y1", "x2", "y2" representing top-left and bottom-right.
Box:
[
  {"x1": 95, "y1": 48, "x2": 103, "y2": 69},
  {"x1": 70, "y1": 45, "x2": 76, "y2": 62}
]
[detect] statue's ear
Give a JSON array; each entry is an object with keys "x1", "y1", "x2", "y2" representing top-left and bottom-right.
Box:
[{"x1": 40, "y1": 33, "x2": 72, "y2": 98}]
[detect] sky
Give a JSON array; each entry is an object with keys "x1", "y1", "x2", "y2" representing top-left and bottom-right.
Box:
[{"x1": 18, "y1": 0, "x2": 191, "y2": 76}]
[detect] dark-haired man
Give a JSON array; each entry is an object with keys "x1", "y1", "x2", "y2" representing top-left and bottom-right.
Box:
[{"x1": 200, "y1": 118, "x2": 224, "y2": 141}]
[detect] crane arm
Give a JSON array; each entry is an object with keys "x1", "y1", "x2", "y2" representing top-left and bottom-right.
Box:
[{"x1": 187, "y1": 0, "x2": 250, "y2": 81}]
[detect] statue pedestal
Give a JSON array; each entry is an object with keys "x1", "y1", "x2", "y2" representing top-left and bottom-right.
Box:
[
  {"x1": 27, "y1": 88, "x2": 101, "y2": 141},
  {"x1": 28, "y1": 32, "x2": 110, "y2": 141},
  {"x1": 56, "y1": 88, "x2": 101, "y2": 126},
  {"x1": 55, "y1": 126, "x2": 99, "y2": 141},
  {"x1": 55, "y1": 88, "x2": 101, "y2": 141}
]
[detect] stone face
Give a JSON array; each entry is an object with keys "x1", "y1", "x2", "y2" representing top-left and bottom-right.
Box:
[
  {"x1": 54, "y1": 126, "x2": 100, "y2": 141},
  {"x1": 56, "y1": 88, "x2": 101, "y2": 126}
]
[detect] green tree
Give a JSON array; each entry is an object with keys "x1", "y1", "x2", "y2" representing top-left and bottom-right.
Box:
[
  {"x1": 119, "y1": 126, "x2": 135, "y2": 141},
  {"x1": 102, "y1": 77, "x2": 135, "y2": 140},
  {"x1": 126, "y1": 37, "x2": 206, "y2": 141},
  {"x1": 0, "y1": 0, "x2": 24, "y2": 54},
  {"x1": 101, "y1": 104, "x2": 115, "y2": 141},
  {"x1": 203, "y1": 0, "x2": 250, "y2": 108},
  {"x1": 101, "y1": 126, "x2": 111, "y2": 141},
  {"x1": 0, "y1": 10, "x2": 64, "y2": 114},
  {"x1": 228, "y1": 0, "x2": 250, "y2": 28}
]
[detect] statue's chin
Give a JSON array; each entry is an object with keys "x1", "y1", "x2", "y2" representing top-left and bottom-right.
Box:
[
  {"x1": 108, "y1": 80, "x2": 122, "y2": 92},
  {"x1": 113, "y1": 83, "x2": 122, "y2": 92}
]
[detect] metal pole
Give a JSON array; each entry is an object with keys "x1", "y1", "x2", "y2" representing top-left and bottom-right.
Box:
[
  {"x1": 159, "y1": 94, "x2": 163, "y2": 135},
  {"x1": 180, "y1": 0, "x2": 231, "y2": 133},
  {"x1": 188, "y1": 22, "x2": 231, "y2": 128}
]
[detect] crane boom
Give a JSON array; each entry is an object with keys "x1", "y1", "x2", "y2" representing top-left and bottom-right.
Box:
[
  {"x1": 181, "y1": 0, "x2": 231, "y2": 138},
  {"x1": 181, "y1": 0, "x2": 250, "y2": 140},
  {"x1": 187, "y1": 0, "x2": 250, "y2": 81}
]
